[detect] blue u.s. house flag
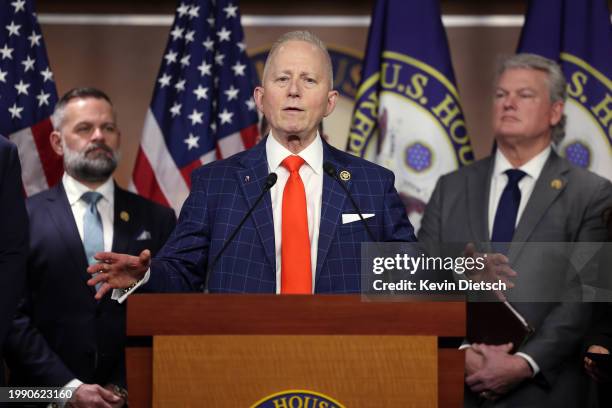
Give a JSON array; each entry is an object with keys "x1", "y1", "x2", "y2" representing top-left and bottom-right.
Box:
[
  {"x1": 346, "y1": 0, "x2": 474, "y2": 232},
  {"x1": 518, "y1": 0, "x2": 612, "y2": 181}
]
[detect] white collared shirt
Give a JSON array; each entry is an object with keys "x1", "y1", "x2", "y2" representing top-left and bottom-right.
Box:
[
  {"x1": 484, "y1": 145, "x2": 551, "y2": 376},
  {"x1": 58, "y1": 173, "x2": 115, "y2": 406},
  {"x1": 63, "y1": 173, "x2": 115, "y2": 253},
  {"x1": 266, "y1": 133, "x2": 324, "y2": 294},
  {"x1": 487, "y1": 146, "x2": 551, "y2": 237}
]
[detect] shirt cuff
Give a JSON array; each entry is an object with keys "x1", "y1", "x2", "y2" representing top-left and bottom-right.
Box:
[
  {"x1": 111, "y1": 268, "x2": 151, "y2": 304},
  {"x1": 50, "y1": 378, "x2": 83, "y2": 408},
  {"x1": 515, "y1": 352, "x2": 540, "y2": 377}
]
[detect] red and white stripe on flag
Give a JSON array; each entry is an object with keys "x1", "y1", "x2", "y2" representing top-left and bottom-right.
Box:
[
  {"x1": 9, "y1": 118, "x2": 62, "y2": 196},
  {"x1": 0, "y1": 0, "x2": 62, "y2": 195},
  {"x1": 130, "y1": 0, "x2": 260, "y2": 216},
  {"x1": 130, "y1": 109, "x2": 257, "y2": 215}
]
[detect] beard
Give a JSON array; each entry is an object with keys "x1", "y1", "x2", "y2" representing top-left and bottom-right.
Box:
[{"x1": 62, "y1": 140, "x2": 119, "y2": 183}]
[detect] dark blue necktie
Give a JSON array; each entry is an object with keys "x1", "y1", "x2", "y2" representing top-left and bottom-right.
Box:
[{"x1": 491, "y1": 169, "x2": 527, "y2": 243}]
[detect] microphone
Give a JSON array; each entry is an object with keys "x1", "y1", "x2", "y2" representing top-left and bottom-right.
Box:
[
  {"x1": 205, "y1": 173, "x2": 277, "y2": 291},
  {"x1": 323, "y1": 162, "x2": 377, "y2": 242}
]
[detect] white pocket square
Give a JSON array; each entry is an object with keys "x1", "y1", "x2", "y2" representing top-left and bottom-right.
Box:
[
  {"x1": 136, "y1": 230, "x2": 152, "y2": 240},
  {"x1": 342, "y1": 213, "x2": 375, "y2": 224}
]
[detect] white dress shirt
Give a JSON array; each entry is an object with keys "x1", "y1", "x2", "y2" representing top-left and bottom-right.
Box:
[
  {"x1": 487, "y1": 146, "x2": 551, "y2": 236},
  {"x1": 266, "y1": 133, "x2": 324, "y2": 294},
  {"x1": 58, "y1": 174, "x2": 116, "y2": 405},
  {"x1": 485, "y1": 145, "x2": 552, "y2": 376},
  {"x1": 63, "y1": 173, "x2": 115, "y2": 254}
]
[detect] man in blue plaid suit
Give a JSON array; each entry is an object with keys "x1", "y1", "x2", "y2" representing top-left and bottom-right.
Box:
[{"x1": 89, "y1": 31, "x2": 416, "y2": 297}]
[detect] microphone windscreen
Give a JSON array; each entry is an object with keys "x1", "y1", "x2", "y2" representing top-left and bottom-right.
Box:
[
  {"x1": 265, "y1": 172, "x2": 278, "y2": 189},
  {"x1": 323, "y1": 162, "x2": 336, "y2": 177}
]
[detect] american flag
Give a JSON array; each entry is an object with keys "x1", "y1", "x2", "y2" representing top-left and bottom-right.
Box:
[
  {"x1": 0, "y1": 0, "x2": 62, "y2": 195},
  {"x1": 131, "y1": 0, "x2": 259, "y2": 214}
]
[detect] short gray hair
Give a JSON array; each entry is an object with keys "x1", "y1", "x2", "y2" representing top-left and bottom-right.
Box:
[
  {"x1": 262, "y1": 30, "x2": 334, "y2": 89},
  {"x1": 52, "y1": 87, "x2": 116, "y2": 131},
  {"x1": 495, "y1": 53, "x2": 567, "y2": 144}
]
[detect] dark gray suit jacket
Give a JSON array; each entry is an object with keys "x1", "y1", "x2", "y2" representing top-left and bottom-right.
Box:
[{"x1": 419, "y1": 150, "x2": 612, "y2": 407}]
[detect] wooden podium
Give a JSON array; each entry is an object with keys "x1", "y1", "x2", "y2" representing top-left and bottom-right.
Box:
[{"x1": 126, "y1": 294, "x2": 465, "y2": 407}]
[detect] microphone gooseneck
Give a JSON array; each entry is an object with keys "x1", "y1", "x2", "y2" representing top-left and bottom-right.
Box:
[
  {"x1": 323, "y1": 162, "x2": 377, "y2": 242},
  {"x1": 206, "y1": 173, "x2": 277, "y2": 291}
]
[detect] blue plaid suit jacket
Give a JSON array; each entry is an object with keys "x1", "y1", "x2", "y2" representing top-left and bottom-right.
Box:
[{"x1": 145, "y1": 138, "x2": 416, "y2": 293}]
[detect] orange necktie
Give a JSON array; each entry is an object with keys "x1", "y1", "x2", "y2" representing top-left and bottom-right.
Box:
[{"x1": 281, "y1": 155, "x2": 312, "y2": 294}]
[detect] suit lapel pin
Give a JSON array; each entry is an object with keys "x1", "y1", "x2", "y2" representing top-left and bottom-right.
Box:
[
  {"x1": 120, "y1": 211, "x2": 130, "y2": 222},
  {"x1": 244, "y1": 175, "x2": 250, "y2": 183},
  {"x1": 550, "y1": 179, "x2": 563, "y2": 190},
  {"x1": 339, "y1": 170, "x2": 351, "y2": 181}
]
